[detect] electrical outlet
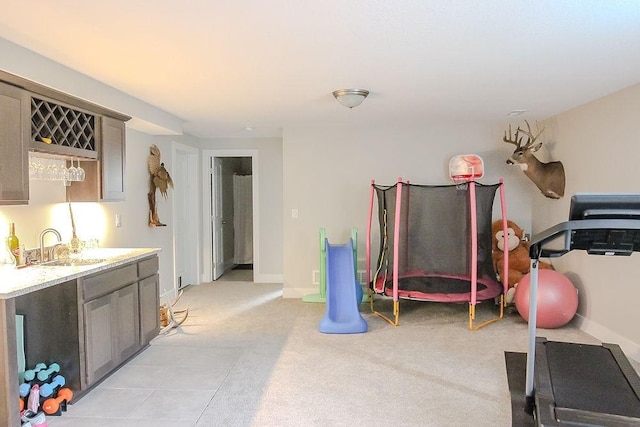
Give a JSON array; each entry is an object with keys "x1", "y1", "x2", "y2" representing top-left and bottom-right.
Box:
[
  {"x1": 115, "y1": 214, "x2": 122, "y2": 228},
  {"x1": 312, "y1": 270, "x2": 320, "y2": 285},
  {"x1": 357, "y1": 270, "x2": 375, "y2": 284}
]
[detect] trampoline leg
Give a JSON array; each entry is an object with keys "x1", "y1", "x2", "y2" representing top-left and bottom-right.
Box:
[
  {"x1": 393, "y1": 300, "x2": 399, "y2": 325},
  {"x1": 469, "y1": 295, "x2": 505, "y2": 331},
  {"x1": 469, "y1": 304, "x2": 476, "y2": 330},
  {"x1": 371, "y1": 299, "x2": 400, "y2": 326}
]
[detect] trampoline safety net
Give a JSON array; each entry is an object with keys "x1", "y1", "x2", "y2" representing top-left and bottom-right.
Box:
[{"x1": 372, "y1": 182, "x2": 502, "y2": 302}]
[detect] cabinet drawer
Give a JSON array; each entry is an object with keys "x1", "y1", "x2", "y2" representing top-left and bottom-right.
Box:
[
  {"x1": 82, "y1": 264, "x2": 137, "y2": 301},
  {"x1": 138, "y1": 255, "x2": 159, "y2": 279}
]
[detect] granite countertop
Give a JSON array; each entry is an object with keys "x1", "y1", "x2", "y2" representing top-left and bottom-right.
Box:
[{"x1": 0, "y1": 248, "x2": 160, "y2": 299}]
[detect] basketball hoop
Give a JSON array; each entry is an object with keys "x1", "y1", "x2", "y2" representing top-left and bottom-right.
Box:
[{"x1": 449, "y1": 155, "x2": 484, "y2": 188}]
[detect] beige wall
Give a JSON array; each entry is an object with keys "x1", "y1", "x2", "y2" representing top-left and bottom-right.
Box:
[
  {"x1": 535, "y1": 82, "x2": 640, "y2": 360},
  {"x1": 0, "y1": 38, "x2": 183, "y2": 135},
  {"x1": 282, "y1": 122, "x2": 535, "y2": 298}
]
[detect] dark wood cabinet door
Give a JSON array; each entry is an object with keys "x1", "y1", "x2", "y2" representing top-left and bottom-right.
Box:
[
  {"x1": 115, "y1": 283, "x2": 140, "y2": 362},
  {"x1": 139, "y1": 274, "x2": 160, "y2": 345},
  {"x1": 0, "y1": 81, "x2": 29, "y2": 204},
  {"x1": 84, "y1": 293, "x2": 116, "y2": 386}
]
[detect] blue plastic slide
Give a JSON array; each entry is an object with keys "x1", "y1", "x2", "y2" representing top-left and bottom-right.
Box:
[{"x1": 318, "y1": 238, "x2": 368, "y2": 334}]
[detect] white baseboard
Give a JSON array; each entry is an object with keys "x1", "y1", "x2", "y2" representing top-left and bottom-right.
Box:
[{"x1": 576, "y1": 313, "x2": 640, "y2": 364}]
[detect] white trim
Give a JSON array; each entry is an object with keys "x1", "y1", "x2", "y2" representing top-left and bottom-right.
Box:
[
  {"x1": 201, "y1": 149, "x2": 259, "y2": 283},
  {"x1": 200, "y1": 154, "x2": 212, "y2": 282},
  {"x1": 171, "y1": 142, "x2": 201, "y2": 296}
]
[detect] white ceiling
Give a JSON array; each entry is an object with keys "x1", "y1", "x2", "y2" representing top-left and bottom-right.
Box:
[{"x1": 1, "y1": 1, "x2": 639, "y2": 138}]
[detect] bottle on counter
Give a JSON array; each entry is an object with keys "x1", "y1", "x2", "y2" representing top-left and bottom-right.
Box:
[{"x1": 6, "y1": 222, "x2": 20, "y2": 265}]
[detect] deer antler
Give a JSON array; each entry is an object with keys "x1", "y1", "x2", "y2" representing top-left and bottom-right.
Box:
[
  {"x1": 516, "y1": 120, "x2": 544, "y2": 150},
  {"x1": 503, "y1": 124, "x2": 523, "y2": 148}
]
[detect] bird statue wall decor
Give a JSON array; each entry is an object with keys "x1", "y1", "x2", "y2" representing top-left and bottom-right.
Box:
[{"x1": 147, "y1": 144, "x2": 174, "y2": 227}]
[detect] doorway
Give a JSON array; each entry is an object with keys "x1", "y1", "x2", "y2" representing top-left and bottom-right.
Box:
[{"x1": 201, "y1": 149, "x2": 258, "y2": 282}]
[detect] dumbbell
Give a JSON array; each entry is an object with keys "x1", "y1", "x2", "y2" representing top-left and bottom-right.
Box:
[
  {"x1": 23, "y1": 362, "x2": 47, "y2": 382},
  {"x1": 19, "y1": 383, "x2": 31, "y2": 397},
  {"x1": 40, "y1": 374, "x2": 65, "y2": 397},
  {"x1": 37, "y1": 362, "x2": 61, "y2": 381},
  {"x1": 42, "y1": 387, "x2": 73, "y2": 415}
]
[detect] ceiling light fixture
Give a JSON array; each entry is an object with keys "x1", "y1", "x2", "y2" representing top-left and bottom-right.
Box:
[{"x1": 332, "y1": 88, "x2": 369, "y2": 109}]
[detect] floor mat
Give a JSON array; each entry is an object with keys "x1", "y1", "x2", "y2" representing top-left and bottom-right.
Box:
[{"x1": 504, "y1": 351, "x2": 535, "y2": 427}]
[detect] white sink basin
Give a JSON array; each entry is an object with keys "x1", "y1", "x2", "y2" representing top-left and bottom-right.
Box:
[{"x1": 38, "y1": 258, "x2": 107, "y2": 267}]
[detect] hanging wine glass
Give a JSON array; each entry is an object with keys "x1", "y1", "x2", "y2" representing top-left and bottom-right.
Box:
[
  {"x1": 29, "y1": 161, "x2": 37, "y2": 179},
  {"x1": 77, "y1": 160, "x2": 86, "y2": 182},
  {"x1": 68, "y1": 159, "x2": 78, "y2": 182},
  {"x1": 36, "y1": 161, "x2": 45, "y2": 180},
  {"x1": 47, "y1": 163, "x2": 59, "y2": 181},
  {"x1": 61, "y1": 163, "x2": 70, "y2": 182},
  {"x1": 57, "y1": 159, "x2": 66, "y2": 181}
]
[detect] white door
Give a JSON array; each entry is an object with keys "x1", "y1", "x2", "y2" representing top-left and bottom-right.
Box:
[
  {"x1": 202, "y1": 149, "x2": 258, "y2": 283},
  {"x1": 172, "y1": 145, "x2": 199, "y2": 290},
  {"x1": 211, "y1": 157, "x2": 225, "y2": 280}
]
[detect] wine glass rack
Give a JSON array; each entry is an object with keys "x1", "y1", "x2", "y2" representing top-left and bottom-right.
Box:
[{"x1": 31, "y1": 97, "x2": 96, "y2": 152}]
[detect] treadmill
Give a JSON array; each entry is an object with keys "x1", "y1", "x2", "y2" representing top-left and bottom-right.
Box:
[{"x1": 525, "y1": 193, "x2": 640, "y2": 426}]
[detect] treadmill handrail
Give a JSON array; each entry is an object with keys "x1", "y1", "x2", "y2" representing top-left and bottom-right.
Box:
[{"x1": 529, "y1": 218, "x2": 640, "y2": 259}]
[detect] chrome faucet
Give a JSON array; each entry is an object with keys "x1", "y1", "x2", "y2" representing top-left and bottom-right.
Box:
[{"x1": 39, "y1": 228, "x2": 62, "y2": 263}]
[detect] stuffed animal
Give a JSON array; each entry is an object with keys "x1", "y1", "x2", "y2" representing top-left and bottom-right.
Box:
[{"x1": 491, "y1": 219, "x2": 552, "y2": 303}]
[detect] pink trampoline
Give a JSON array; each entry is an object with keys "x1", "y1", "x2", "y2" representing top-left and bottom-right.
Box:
[{"x1": 366, "y1": 179, "x2": 509, "y2": 329}]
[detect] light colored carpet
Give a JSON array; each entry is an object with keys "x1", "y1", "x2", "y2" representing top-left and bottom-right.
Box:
[{"x1": 48, "y1": 278, "x2": 616, "y2": 426}]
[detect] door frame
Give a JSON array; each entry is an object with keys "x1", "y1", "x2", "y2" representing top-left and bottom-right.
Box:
[
  {"x1": 201, "y1": 149, "x2": 258, "y2": 282},
  {"x1": 171, "y1": 141, "x2": 200, "y2": 291}
]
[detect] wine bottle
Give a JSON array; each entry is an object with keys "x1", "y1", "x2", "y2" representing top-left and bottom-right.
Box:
[{"x1": 6, "y1": 223, "x2": 20, "y2": 264}]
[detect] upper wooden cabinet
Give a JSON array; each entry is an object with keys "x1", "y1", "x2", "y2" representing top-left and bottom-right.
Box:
[
  {"x1": 66, "y1": 116, "x2": 126, "y2": 202},
  {"x1": 101, "y1": 116, "x2": 126, "y2": 201},
  {"x1": 0, "y1": 81, "x2": 29, "y2": 205},
  {"x1": 0, "y1": 69, "x2": 130, "y2": 204}
]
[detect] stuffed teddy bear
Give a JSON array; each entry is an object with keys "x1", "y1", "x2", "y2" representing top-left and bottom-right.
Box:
[{"x1": 491, "y1": 219, "x2": 552, "y2": 303}]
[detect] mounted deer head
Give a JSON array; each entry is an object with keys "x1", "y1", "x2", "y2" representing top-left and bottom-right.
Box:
[{"x1": 503, "y1": 121, "x2": 565, "y2": 199}]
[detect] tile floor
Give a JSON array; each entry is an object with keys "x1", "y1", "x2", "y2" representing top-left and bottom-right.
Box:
[{"x1": 46, "y1": 268, "x2": 254, "y2": 427}]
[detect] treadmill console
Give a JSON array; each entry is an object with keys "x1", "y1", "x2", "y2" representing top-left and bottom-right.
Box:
[
  {"x1": 568, "y1": 193, "x2": 640, "y2": 256},
  {"x1": 569, "y1": 193, "x2": 640, "y2": 221}
]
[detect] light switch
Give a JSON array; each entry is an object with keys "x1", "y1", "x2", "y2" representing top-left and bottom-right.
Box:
[{"x1": 291, "y1": 209, "x2": 299, "y2": 219}]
